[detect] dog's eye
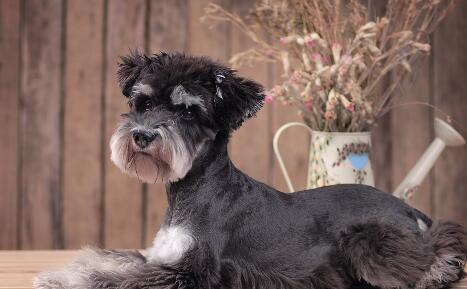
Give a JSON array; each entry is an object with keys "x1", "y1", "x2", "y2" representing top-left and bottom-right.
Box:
[
  {"x1": 143, "y1": 100, "x2": 153, "y2": 112},
  {"x1": 182, "y1": 108, "x2": 194, "y2": 120},
  {"x1": 127, "y1": 100, "x2": 134, "y2": 109}
]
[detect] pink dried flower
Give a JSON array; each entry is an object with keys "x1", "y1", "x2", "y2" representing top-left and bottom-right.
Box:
[
  {"x1": 345, "y1": 102, "x2": 355, "y2": 111},
  {"x1": 310, "y1": 33, "x2": 321, "y2": 42},
  {"x1": 311, "y1": 53, "x2": 323, "y2": 70},
  {"x1": 377, "y1": 17, "x2": 390, "y2": 29},
  {"x1": 401, "y1": 60, "x2": 412, "y2": 72},
  {"x1": 304, "y1": 100, "x2": 313, "y2": 110},
  {"x1": 302, "y1": 51, "x2": 312, "y2": 70},
  {"x1": 358, "y1": 22, "x2": 376, "y2": 33},
  {"x1": 281, "y1": 51, "x2": 290, "y2": 75},
  {"x1": 339, "y1": 94, "x2": 354, "y2": 111},
  {"x1": 368, "y1": 44, "x2": 381, "y2": 55},
  {"x1": 397, "y1": 31, "x2": 413, "y2": 44},
  {"x1": 312, "y1": 53, "x2": 322, "y2": 61},
  {"x1": 288, "y1": 71, "x2": 301, "y2": 84},
  {"x1": 283, "y1": 100, "x2": 293, "y2": 106},
  {"x1": 270, "y1": 85, "x2": 282, "y2": 94},
  {"x1": 332, "y1": 43, "x2": 342, "y2": 63},
  {"x1": 308, "y1": 33, "x2": 328, "y2": 49},
  {"x1": 304, "y1": 36, "x2": 314, "y2": 47},
  {"x1": 325, "y1": 90, "x2": 339, "y2": 118},
  {"x1": 301, "y1": 82, "x2": 312, "y2": 98},
  {"x1": 325, "y1": 110, "x2": 336, "y2": 120},
  {"x1": 412, "y1": 42, "x2": 431, "y2": 52},
  {"x1": 296, "y1": 37, "x2": 305, "y2": 45},
  {"x1": 280, "y1": 36, "x2": 295, "y2": 45},
  {"x1": 341, "y1": 96, "x2": 355, "y2": 111},
  {"x1": 338, "y1": 55, "x2": 352, "y2": 76},
  {"x1": 264, "y1": 95, "x2": 275, "y2": 104}
]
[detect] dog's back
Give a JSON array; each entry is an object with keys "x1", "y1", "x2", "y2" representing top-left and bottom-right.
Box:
[{"x1": 217, "y1": 182, "x2": 465, "y2": 289}]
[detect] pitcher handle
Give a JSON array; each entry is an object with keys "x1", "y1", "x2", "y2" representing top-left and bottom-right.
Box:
[{"x1": 273, "y1": 122, "x2": 313, "y2": 192}]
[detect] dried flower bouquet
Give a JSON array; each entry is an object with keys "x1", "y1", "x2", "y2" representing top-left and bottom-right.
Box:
[{"x1": 204, "y1": 0, "x2": 455, "y2": 132}]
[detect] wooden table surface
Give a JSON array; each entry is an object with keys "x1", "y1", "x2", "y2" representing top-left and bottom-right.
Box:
[
  {"x1": 0, "y1": 250, "x2": 466, "y2": 289},
  {"x1": 0, "y1": 251, "x2": 78, "y2": 289}
]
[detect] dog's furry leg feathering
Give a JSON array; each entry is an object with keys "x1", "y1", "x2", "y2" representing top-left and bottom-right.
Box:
[
  {"x1": 33, "y1": 248, "x2": 146, "y2": 289},
  {"x1": 34, "y1": 247, "x2": 199, "y2": 289}
]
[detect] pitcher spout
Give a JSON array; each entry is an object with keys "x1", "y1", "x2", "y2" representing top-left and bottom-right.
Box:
[{"x1": 393, "y1": 118, "x2": 465, "y2": 200}]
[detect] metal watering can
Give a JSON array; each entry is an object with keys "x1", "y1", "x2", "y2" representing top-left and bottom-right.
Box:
[{"x1": 273, "y1": 118, "x2": 465, "y2": 200}]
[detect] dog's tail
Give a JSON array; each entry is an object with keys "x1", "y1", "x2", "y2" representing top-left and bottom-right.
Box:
[{"x1": 339, "y1": 221, "x2": 466, "y2": 289}]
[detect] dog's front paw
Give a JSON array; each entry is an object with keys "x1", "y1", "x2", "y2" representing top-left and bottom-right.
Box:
[
  {"x1": 33, "y1": 270, "x2": 68, "y2": 289},
  {"x1": 33, "y1": 269, "x2": 89, "y2": 289}
]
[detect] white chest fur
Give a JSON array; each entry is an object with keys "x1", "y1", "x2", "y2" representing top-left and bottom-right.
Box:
[{"x1": 146, "y1": 225, "x2": 194, "y2": 265}]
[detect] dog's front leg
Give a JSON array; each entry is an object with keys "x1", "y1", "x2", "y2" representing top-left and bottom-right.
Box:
[
  {"x1": 33, "y1": 247, "x2": 145, "y2": 289},
  {"x1": 88, "y1": 261, "x2": 196, "y2": 289}
]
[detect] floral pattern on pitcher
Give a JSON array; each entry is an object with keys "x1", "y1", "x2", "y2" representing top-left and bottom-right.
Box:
[
  {"x1": 308, "y1": 134, "x2": 335, "y2": 188},
  {"x1": 333, "y1": 143, "x2": 371, "y2": 184},
  {"x1": 306, "y1": 132, "x2": 374, "y2": 189}
]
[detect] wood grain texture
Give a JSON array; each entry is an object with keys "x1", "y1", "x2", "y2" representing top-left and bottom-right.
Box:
[
  {"x1": 0, "y1": 0, "x2": 467, "y2": 250},
  {"x1": 104, "y1": 0, "x2": 147, "y2": 248},
  {"x1": 229, "y1": 0, "x2": 272, "y2": 185},
  {"x1": 391, "y1": 57, "x2": 433, "y2": 215},
  {"x1": 371, "y1": 115, "x2": 392, "y2": 192},
  {"x1": 149, "y1": 0, "x2": 189, "y2": 54},
  {"x1": 433, "y1": 3, "x2": 467, "y2": 226},
  {"x1": 63, "y1": 0, "x2": 104, "y2": 248},
  {"x1": 368, "y1": 0, "x2": 392, "y2": 193},
  {"x1": 20, "y1": 0, "x2": 64, "y2": 249},
  {"x1": 144, "y1": 0, "x2": 189, "y2": 246},
  {"x1": 0, "y1": 250, "x2": 78, "y2": 289},
  {"x1": 188, "y1": 0, "x2": 231, "y2": 60},
  {"x1": 0, "y1": 0, "x2": 20, "y2": 249}
]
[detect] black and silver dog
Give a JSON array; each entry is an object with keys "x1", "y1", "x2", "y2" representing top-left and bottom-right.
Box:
[{"x1": 35, "y1": 52, "x2": 466, "y2": 289}]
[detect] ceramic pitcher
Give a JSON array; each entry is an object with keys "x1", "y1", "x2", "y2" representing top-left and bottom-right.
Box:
[{"x1": 273, "y1": 122, "x2": 374, "y2": 192}]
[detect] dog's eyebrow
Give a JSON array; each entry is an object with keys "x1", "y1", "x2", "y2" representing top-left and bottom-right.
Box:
[
  {"x1": 170, "y1": 85, "x2": 206, "y2": 111},
  {"x1": 132, "y1": 83, "x2": 153, "y2": 96}
]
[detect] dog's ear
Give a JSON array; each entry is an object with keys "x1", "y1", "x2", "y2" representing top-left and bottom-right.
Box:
[
  {"x1": 214, "y1": 70, "x2": 265, "y2": 131},
  {"x1": 117, "y1": 51, "x2": 148, "y2": 97}
]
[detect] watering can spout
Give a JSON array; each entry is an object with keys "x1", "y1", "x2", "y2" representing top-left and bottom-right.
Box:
[{"x1": 393, "y1": 118, "x2": 465, "y2": 200}]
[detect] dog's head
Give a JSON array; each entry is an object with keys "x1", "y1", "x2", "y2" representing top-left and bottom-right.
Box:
[{"x1": 110, "y1": 52, "x2": 264, "y2": 183}]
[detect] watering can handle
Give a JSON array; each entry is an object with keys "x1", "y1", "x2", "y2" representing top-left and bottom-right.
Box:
[{"x1": 273, "y1": 122, "x2": 313, "y2": 193}]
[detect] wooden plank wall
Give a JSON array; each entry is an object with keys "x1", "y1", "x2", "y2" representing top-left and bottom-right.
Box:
[
  {"x1": 0, "y1": 0, "x2": 20, "y2": 249},
  {"x1": 20, "y1": 0, "x2": 63, "y2": 249},
  {"x1": 63, "y1": 0, "x2": 104, "y2": 249},
  {"x1": 0, "y1": 0, "x2": 466, "y2": 250}
]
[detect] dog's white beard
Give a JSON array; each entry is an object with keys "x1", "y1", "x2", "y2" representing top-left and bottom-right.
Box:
[{"x1": 110, "y1": 124, "x2": 194, "y2": 183}]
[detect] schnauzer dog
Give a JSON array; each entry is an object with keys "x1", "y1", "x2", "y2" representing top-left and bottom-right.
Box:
[{"x1": 35, "y1": 52, "x2": 466, "y2": 289}]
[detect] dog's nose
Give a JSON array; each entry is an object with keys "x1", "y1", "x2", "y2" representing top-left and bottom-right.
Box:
[{"x1": 133, "y1": 131, "x2": 156, "y2": 149}]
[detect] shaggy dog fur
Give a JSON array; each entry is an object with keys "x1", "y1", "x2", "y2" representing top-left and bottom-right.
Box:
[{"x1": 34, "y1": 52, "x2": 466, "y2": 289}]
